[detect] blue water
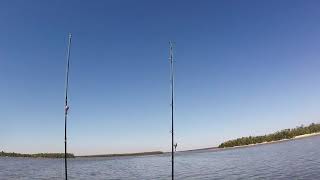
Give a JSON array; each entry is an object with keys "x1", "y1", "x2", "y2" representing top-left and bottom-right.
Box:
[{"x1": 1, "y1": 135, "x2": 320, "y2": 179}]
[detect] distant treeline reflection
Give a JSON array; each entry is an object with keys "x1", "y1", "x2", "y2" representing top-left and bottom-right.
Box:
[
  {"x1": 219, "y1": 123, "x2": 320, "y2": 148},
  {"x1": 0, "y1": 151, "x2": 75, "y2": 158}
]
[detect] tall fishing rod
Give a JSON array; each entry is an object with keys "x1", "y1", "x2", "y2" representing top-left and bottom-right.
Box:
[
  {"x1": 169, "y1": 41, "x2": 176, "y2": 180},
  {"x1": 64, "y1": 33, "x2": 72, "y2": 180}
]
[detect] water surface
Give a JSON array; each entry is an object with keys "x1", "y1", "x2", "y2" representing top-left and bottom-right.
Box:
[{"x1": 1, "y1": 135, "x2": 320, "y2": 179}]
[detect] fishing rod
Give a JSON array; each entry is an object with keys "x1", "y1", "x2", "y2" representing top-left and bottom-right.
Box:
[
  {"x1": 169, "y1": 41, "x2": 176, "y2": 180},
  {"x1": 64, "y1": 33, "x2": 72, "y2": 180}
]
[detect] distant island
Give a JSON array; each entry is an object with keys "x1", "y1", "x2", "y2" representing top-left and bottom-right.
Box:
[
  {"x1": 0, "y1": 151, "x2": 75, "y2": 158},
  {"x1": 218, "y1": 123, "x2": 320, "y2": 148},
  {"x1": 78, "y1": 151, "x2": 164, "y2": 158}
]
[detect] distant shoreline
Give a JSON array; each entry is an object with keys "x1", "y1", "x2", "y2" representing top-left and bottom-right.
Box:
[
  {"x1": 77, "y1": 133, "x2": 320, "y2": 156},
  {"x1": 3, "y1": 127, "x2": 320, "y2": 159},
  {"x1": 77, "y1": 151, "x2": 164, "y2": 158},
  {"x1": 218, "y1": 123, "x2": 320, "y2": 149},
  {"x1": 0, "y1": 151, "x2": 164, "y2": 159},
  {"x1": 2, "y1": 134, "x2": 320, "y2": 159},
  {"x1": 0, "y1": 152, "x2": 75, "y2": 159},
  {"x1": 217, "y1": 132, "x2": 320, "y2": 151}
]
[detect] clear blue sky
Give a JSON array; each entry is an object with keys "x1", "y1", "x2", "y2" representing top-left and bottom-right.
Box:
[{"x1": 1, "y1": 0, "x2": 320, "y2": 155}]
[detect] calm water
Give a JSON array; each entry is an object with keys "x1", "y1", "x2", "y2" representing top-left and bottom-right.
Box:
[{"x1": 1, "y1": 136, "x2": 320, "y2": 180}]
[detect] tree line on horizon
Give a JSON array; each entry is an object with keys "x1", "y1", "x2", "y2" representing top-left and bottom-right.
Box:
[
  {"x1": 0, "y1": 151, "x2": 75, "y2": 158},
  {"x1": 218, "y1": 123, "x2": 320, "y2": 148}
]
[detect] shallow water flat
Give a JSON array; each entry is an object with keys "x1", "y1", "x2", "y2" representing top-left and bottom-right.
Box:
[{"x1": 1, "y1": 136, "x2": 320, "y2": 179}]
